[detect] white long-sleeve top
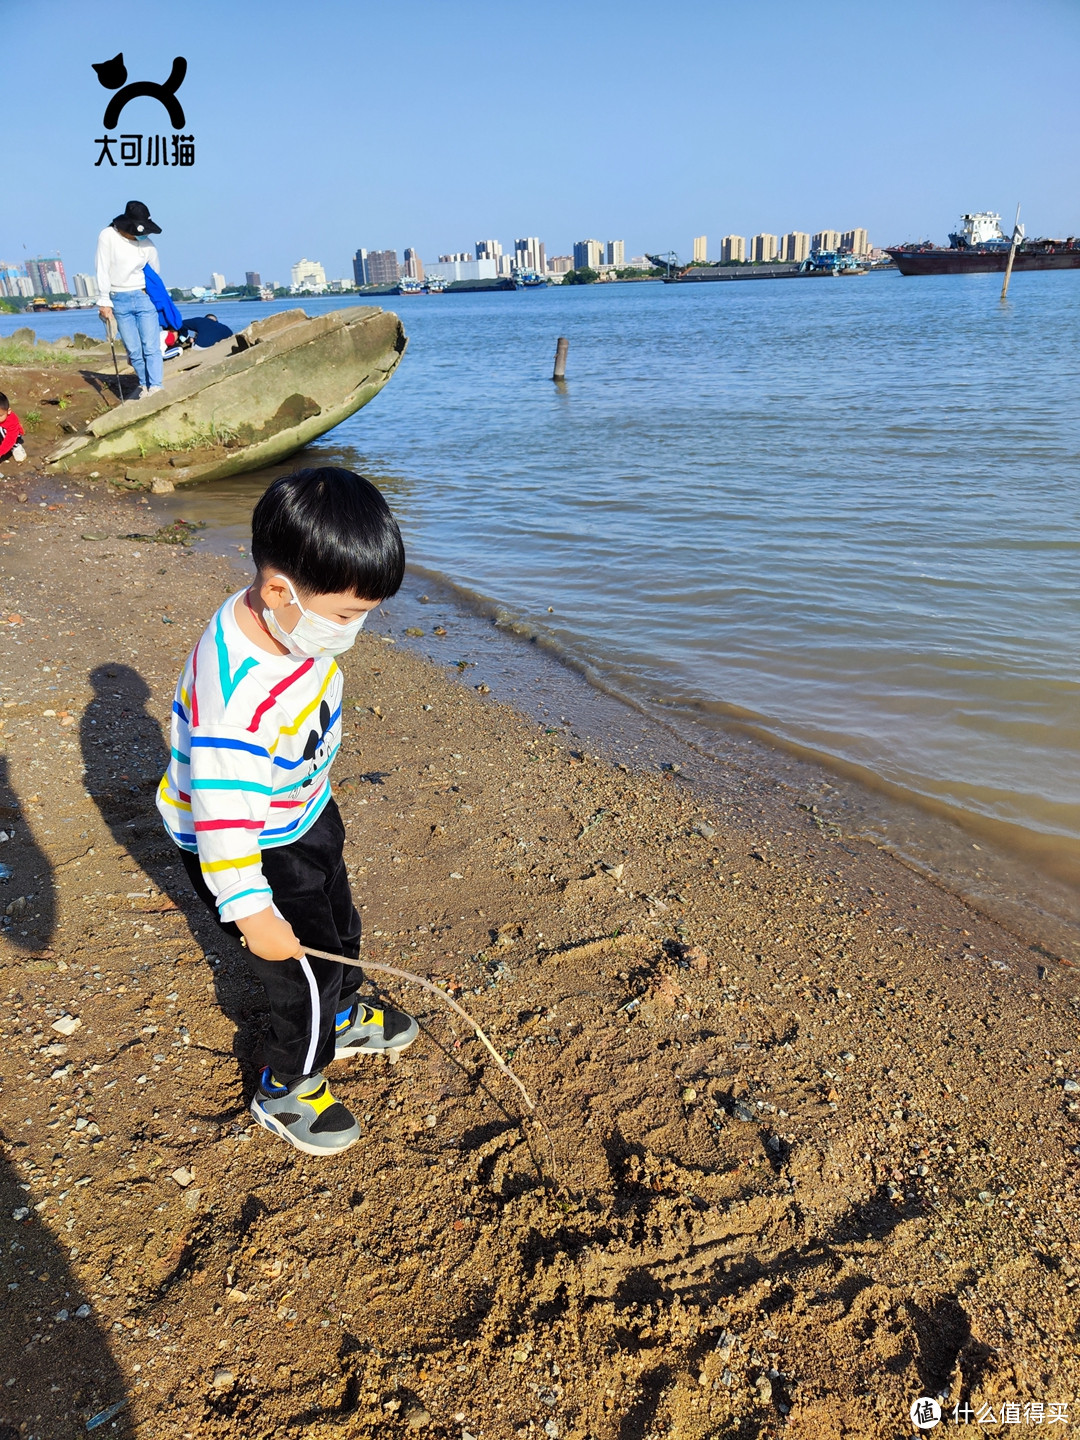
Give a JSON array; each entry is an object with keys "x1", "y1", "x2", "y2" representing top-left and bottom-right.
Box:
[
  {"x1": 156, "y1": 591, "x2": 344, "y2": 923},
  {"x1": 94, "y1": 225, "x2": 159, "y2": 307}
]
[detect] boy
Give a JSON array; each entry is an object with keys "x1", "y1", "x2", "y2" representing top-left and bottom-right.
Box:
[
  {"x1": 157, "y1": 467, "x2": 418, "y2": 1156},
  {"x1": 0, "y1": 393, "x2": 26, "y2": 464}
]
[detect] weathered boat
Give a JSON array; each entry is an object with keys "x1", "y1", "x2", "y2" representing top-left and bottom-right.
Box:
[
  {"x1": 45, "y1": 305, "x2": 406, "y2": 487},
  {"x1": 887, "y1": 211, "x2": 1080, "y2": 277}
]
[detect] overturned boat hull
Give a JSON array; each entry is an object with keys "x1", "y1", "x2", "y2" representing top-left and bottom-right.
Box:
[{"x1": 46, "y1": 306, "x2": 406, "y2": 486}]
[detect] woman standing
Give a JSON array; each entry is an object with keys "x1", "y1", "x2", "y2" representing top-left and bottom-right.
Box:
[{"x1": 95, "y1": 200, "x2": 164, "y2": 399}]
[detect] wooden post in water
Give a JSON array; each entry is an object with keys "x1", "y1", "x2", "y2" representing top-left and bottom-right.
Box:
[
  {"x1": 1000, "y1": 204, "x2": 1021, "y2": 301},
  {"x1": 552, "y1": 336, "x2": 569, "y2": 381}
]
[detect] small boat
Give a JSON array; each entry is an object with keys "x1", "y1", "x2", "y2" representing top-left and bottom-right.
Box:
[
  {"x1": 46, "y1": 305, "x2": 406, "y2": 487},
  {"x1": 512, "y1": 268, "x2": 550, "y2": 289},
  {"x1": 799, "y1": 249, "x2": 868, "y2": 276},
  {"x1": 396, "y1": 277, "x2": 425, "y2": 296}
]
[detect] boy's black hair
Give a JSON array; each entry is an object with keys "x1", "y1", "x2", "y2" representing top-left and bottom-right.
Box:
[
  {"x1": 251, "y1": 467, "x2": 404, "y2": 601},
  {"x1": 0, "y1": 394, "x2": 8, "y2": 411}
]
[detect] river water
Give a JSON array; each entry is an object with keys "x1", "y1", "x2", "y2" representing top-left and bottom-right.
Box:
[{"x1": 7, "y1": 272, "x2": 1080, "y2": 945}]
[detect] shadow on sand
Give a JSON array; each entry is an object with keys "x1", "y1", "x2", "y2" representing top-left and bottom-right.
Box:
[
  {"x1": 0, "y1": 1148, "x2": 132, "y2": 1439},
  {"x1": 0, "y1": 755, "x2": 56, "y2": 955},
  {"x1": 78, "y1": 663, "x2": 269, "y2": 1100}
]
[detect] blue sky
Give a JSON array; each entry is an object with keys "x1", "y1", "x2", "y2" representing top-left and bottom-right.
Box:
[{"x1": 5, "y1": 0, "x2": 1079, "y2": 287}]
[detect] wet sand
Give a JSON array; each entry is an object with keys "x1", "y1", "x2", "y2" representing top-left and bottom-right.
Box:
[{"x1": 1, "y1": 471, "x2": 1079, "y2": 1440}]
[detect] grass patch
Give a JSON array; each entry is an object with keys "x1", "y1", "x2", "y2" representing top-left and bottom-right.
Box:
[
  {"x1": 155, "y1": 422, "x2": 243, "y2": 452},
  {"x1": 0, "y1": 340, "x2": 88, "y2": 367}
]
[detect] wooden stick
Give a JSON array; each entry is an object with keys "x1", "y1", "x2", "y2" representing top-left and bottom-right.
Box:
[
  {"x1": 1000, "y1": 203, "x2": 1021, "y2": 301},
  {"x1": 552, "y1": 336, "x2": 569, "y2": 381},
  {"x1": 302, "y1": 944, "x2": 536, "y2": 1111}
]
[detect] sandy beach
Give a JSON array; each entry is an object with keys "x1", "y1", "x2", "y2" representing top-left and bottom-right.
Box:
[{"x1": 1, "y1": 467, "x2": 1079, "y2": 1440}]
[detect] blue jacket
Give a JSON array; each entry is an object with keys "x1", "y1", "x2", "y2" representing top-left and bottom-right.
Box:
[{"x1": 143, "y1": 264, "x2": 182, "y2": 331}]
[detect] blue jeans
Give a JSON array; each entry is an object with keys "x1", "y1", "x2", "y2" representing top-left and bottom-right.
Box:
[{"x1": 111, "y1": 289, "x2": 163, "y2": 390}]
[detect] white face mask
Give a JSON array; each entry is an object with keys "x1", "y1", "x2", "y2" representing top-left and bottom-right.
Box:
[{"x1": 262, "y1": 575, "x2": 369, "y2": 658}]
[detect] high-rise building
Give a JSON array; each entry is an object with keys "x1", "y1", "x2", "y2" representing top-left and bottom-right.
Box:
[
  {"x1": 475, "y1": 240, "x2": 502, "y2": 260},
  {"x1": 841, "y1": 228, "x2": 869, "y2": 256},
  {"x1": 813, "y1": 230, "x2": 842, "y2": 252},
  {"x1": 72, "y1": 273, "x2": 95, "y2": 298},
  {"x1": 0, "y1": 264, "x2": 34, "y2": 298},
  {"x1": 781, "y1": 232, "x2": 810, "y2": 263},
  {"x1": 572, "y1": 239, "x2": 603, "y2": 271},
  {"x1": 548, "y1": 256, "x2": 573, "y2": 275},
  {"x1": 515, "y1": 237, "x2": 546, "y2": 274},
  {"x1": 245, "y1": 270, "x2": 261, "y2": 288},
  {"x1": 353, "y1": 249, "x2": 369, "y2": 286},
  {"x1": 364, "y1": 250, "x2": 400, "y2": 286},
  {"x1": 210, "y1": 271, "x2": 226, "y2": 292},
  {"x1": 751, "y1": 234, "x2": 778, "y2": 263},
  {"x1": 403, "y1": 247, "x2": 424, "y2": 282},
  {"x1": 692, "y1": 235, "x2": 707, "y2": 264},
  {"x1": 606, "y1": 240, "x2": 625, "y2": 267},
  {"x1": 289, "y1": 258, "x2": 327, "y2": 292},
  {"x1": 721, "y1": 235, "x2": 746, "y2": 264},
  {"x1": 26, "y1": 256, "x2": 69, "y2": 296},
  {"x1": 438, "y1": 253, "x2": 472, "y2": 264}
]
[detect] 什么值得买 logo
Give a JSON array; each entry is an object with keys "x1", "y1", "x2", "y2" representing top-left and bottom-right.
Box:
[{"x1": 91, "y1": 52, "x2": 195, "y2": 169}]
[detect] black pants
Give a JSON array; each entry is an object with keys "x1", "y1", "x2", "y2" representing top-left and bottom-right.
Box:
[{"x1": 180, "y1": 797, "x2": 365, "y2": 1085}]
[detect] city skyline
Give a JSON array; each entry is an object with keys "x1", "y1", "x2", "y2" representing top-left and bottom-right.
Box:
[
  {"x1": 0, "y1": 219, "x2": 876, "y2": 300},
  {"x1": 2, "y1": 0, "x2": 1077, "y2": 286}
]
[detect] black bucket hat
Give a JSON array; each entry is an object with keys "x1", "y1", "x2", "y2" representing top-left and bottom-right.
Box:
[{"x1": 111, "y1": 200, "x2": 161, "y2": 236}]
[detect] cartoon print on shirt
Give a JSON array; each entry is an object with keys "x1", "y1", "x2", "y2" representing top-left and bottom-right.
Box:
[{"x1": 300, "y1": 700, "x2": 333, "y2": 789}]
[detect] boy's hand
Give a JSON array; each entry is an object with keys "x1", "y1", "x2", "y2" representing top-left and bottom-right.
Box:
[{"x1": 236, "y1": 907, "x2": 305, "y2": 963}]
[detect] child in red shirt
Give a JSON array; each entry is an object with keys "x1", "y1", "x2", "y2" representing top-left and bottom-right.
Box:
[{"x1": 0, "y1": 393, "x2": 26, "y2": 463}]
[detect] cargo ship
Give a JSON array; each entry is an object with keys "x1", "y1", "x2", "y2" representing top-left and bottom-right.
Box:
[{"x1": 887, "y1": 212, "x2": 1080, "y2": 277}]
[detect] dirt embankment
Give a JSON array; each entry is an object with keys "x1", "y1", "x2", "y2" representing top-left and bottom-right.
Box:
[{"x1": 0, "y1": 472, "x2": 1078, "y2": 1440}]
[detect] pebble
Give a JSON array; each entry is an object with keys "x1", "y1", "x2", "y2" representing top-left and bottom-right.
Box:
[
  {"x1": 171, "y1": 1167, "x2": 195, "y2": 1188},
  {"x1": 978, "y1": 1191, "x2": 995, "y2": 1205},
  {"x1": 1063, "y1": 1079, "x2": 1080, "y2": 1094},
  {"x1": 404, "y1": 1406, "x2": 431, "y2": 1429},
  {"x1": 211, "y1": 1367, "x2": 235, "y2": 1392},
  {"x1": 75, "y1": 1303, "x2": 92, "y2": 1318},
  {"x1": 425, "y1": 1113, "x2": 437, "y2": 1128},
  {"x1": 51, "y1": 1015, "x2": 81, "y2": 1037},
  {"x1": 755, "y1": 1375, "x2": 773, "y2": 1403},
  {"x1": 682, "y1": 1086, "x2": 697, "y2": 1103},
  {"x1": 839, "y1": 1051, "x2": 855, "y2": 1064},
  {"x1": 733, "y1": 1102, "x2": 755, "y2": 1123}
]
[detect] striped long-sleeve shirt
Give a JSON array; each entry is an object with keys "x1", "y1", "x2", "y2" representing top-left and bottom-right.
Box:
[{"x1": 157, "y1": 590, "x2": 343, "y2": 923}]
